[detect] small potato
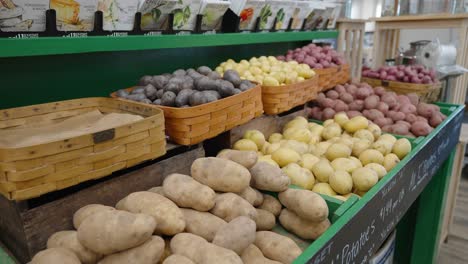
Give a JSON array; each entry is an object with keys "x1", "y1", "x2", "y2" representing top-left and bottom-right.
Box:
[
  {"x1": 217, "y1": 149, "x2": 258, "y2": 169},
  {"x1": 313, "y1": 141, "x2": 332, "y2": 156},
  {"x1": 329, "y1": 170, "x2": 353, "y2": 195},
  {"x1": 352, "y1": 139, "x2": 371, "y2": 157},
  {"x1": 233, "y1": 139, "x2": 258, "y2": 151},
  {"x1": 163, "y1": 255, "x2": 195, "y2": 264},
  {"x1": 213, "y1": 216, "x2": 257, "y2": 255},
  {"x1": 284, "y1": 117, "x2": 308, "y2": 130},
  {"x1": 417, "y1": 103, "x2": 436, "y2": 118},
  {"x1": 259, "y1": 194, "x2": 282, "y2": 217},
  {"x1": 280, "y1": 140, "x2": 309, "y2": 155},
  {"x1": 31, "y1": 248, "x2": 81, "y2": 264},
  {"x1": 181, "y1": 209, "x2": 226, "y2": 242},
  {"x1": 354, "y1": 129, "x2": 375, "y2": 143},
  {"x1": 279, "y1": 209, "x2": 331, "y2": 240},
  {"x1": 98, "y1": 236, "x2": 165, "y2": 264},
  {"x1": 77, "y1": 210, "x2": 156, "y2": 255},
  {"x1": 343, "y1": 116, "x2": 369, "y2": 133},
  {"x1": 73, "y1": 204, "x2": 115, "y2": 230},
  {"x1": 241, "y1": 245, "x2": 282, "y2": 264},
  {"x1": 254, "y1": 208, "x2": 276, "y2": 231},
  {"x1": 359, "y1": 149, "x2": 384, "y2": 165},
  {"x1": 340, "y1": 93, "x2": 354, "y2": 104},
  {"x1": 325, "y1": 143, "x2": 351, "y2": 161},
  {"x1": 278, "y1": 188, "x2": 328, "y2": 222},
  {"x1": 312, "y1": 159, "x2": 334, "y2": 182},
  {"x1": 192, "y1": 158, "x2": 251, "y2": 193},
  {"x1": 312, "y1": 182, "x2": 337, "y2": 196},
  {"x1": 322, "y1": 108, "x2": 336, "y2": 120},
  {"x1": 238, "y1": 186, "x2": 263, "y2": 206},
  {"x1": 331, "y1": 158, "x2": 360, "y2": 173},
  {"x1": 210, "y1": 193, "x2": 257, "y2": 222},
  {"x1": 352, "y1": 168, "x2": 378, "y2": 191},
  {"x1": 148, "y1": 186, "x2": 165, "y2": 196},
  {"x1": 372, "y1": 140, "x2": 394, "y2": 156},
  {"x1": 411, "y1": 121, "x2": 433, "y2": 136},
  {"x1": 299, "y1": 153, "x2": 320, "y2": 171},
  {"x1": 334, "y1": 112, "x2": 349, "y2": 126},
  {"x1": 309, "y1": 124, "x2": 324, "y2": 137},
  {"x1": 258, "y1": 156, "x2": 280, "y2": 168},
  {"x1": 392, "y1": 138, "x2": 412, "y2": 159},
  {"x1": 250, "y1": 162, "x2": 290, "y2": 192},
  {"x1": 364, "y1": 95, "x2": 380, "y2": 109},
  {"x1": 163, "y1": 174, "x2": 216, "y2": 212},
  {"x1": 379, "y1": 134, "x2": 397, "y2": 144},
  {"x1": 269, "y1": 133, "x2": 283, "y2": 143},
  {"x1": 271, "y1": 148, "x2": 301, "y2": 167},
  {"x1": 383, "y1": 153, "x2": 400, "y2": 172},
  {"x1": 349, "y1": 100, "x2": 364, "y2": 111},
  {"x1": 367, "y1": 123, "x2": 382, "y2": 140},
  {"x1": 47, "y1": 231, "x2": 102, "y2": 264},
  {"x1": 365, "y1": 163, "x2": 387, "y2": 179},
  {"x1": 282, "y1": 163, "x2": 315, "y2": 190},
  {"x1": 377, "y1": 102, "x2": 389, "y2": 114},
  {"x1": 244, "y1": 130, "x2": 266, "y2": 149},
  {"x1": 254, "y1": 231, "x2": 302, "y2": 264},
  {"x1": 323, "y1": 120, "x2": 335, "y2": 126},
  {"x1": 349, "y1": 156, "x2": 363, "y2": 168},
  {"x1": 263, "y1": 143, "x2": 281, "y2": 155},
  {"x1": 322, "y1": 123, "x2": 342, "y2": 140},
  {"x1": 390, "y1": 124, "x2": 409, "y2": 135}
]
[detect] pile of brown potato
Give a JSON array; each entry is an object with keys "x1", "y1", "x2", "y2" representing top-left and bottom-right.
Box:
[{"x1": 30, "y1": 151, "x2": 332, "y2": 264}]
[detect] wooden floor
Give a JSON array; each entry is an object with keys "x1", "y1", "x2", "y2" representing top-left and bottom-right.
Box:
[{"x1": 438, "y1": 173, "x2": 468, "y2": 264}]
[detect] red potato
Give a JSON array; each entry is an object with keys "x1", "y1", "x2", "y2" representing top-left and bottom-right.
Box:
[
  {"x1": 392, "y1": 112, "x2": 406, "y2": 121},
  {"x1": 340, "y1": 92, "x2": 354, "y2": 104},
  {"x1": 317, "y1": 93, "x2": 326, "y2": 101},
  {"x1": 382, "y1": 125, "x2": 392, "y2": 132},
  {"x1": 334, "y1": 100, "x2": 349, "y2": 112},
  {"x1": 356, "y1": 88, "x2": 371, "y2": 99},
  {"x1": 381, "y1": 93, "x2": 398, "y2": 109},
  {"x1": 396, "y1": 120, "x2": 412, "y2": 129},
  {"x1": 346, "y1": 85, "x2": 358, "y2": 95},
  {"x1": 411, "y1": 76, "x2": 422, "y2": 84},
  {"x1": 405, "y1": 114, "x2": 418, "y2": 123},
  {"x1": 374, "y1": 87, "x2": 386, "y2": 96},
  {"x1": 397, "y1": 95, "x2": 411, "y2": 105},
  {"x1": 323, "y1": 108, "x2": 336, "y2": 120},
  {"x1": 406, "y1": 93, "x2": 419, "y2": 106},
  {"x1": 415, "y1": 116, "x2": 428, "y2": 123},
  {"x1": 349, "y1": 100, "x2": 364, "y2": 111},
  {"x1": 386, "y1": 110, "x2": 397, "y2": 119},
  {"x1": 390, "y1": 124, "x2": 409, "y2": 135},
  {"x1": 411, "y1": 121, "x2": 433, "y2": 136},
  {"x1": 347, "y1": 111, "x2": 363, "y2": 118},
  {"x1": 335, "y1": 85, "x2": 346, "y2": 93},
  {"x1": 326, "y1": 90, "x2": 339, "y2": 99},
  {"x1": 309, "y1": 107, "x2": 323, "y2": 120},
  {"x1": 321, "y1": 98, "x2": 336, "y2": 109},
  {"x1": 429, "y1": 113, "x2": 444, "y2": 127},
  {"x1": 364, "y1": 95, "x2": 380, "y2": 109},
  {"x1": 400, "y1": 103, "x2": 417, "y2": 114},
  {"x1": 403, "y1": 76, "x2": 410, "y2": 82},
  {"x1": 367, "y1": 109, "x2": 385, "y2": 121},
  {"x1": 377, "y1": 102, "x2": 389, "y2": 114},
  {"x1": 374, "y1": 117, "x2": 393, "y2": 127},
  {"x1": 417, "y1": 103, "x2": 436, "y2": 118}
]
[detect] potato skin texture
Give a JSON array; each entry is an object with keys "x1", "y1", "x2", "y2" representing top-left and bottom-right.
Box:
[
  {"x1": 98, "y1": 236, "x2": 165, "y2": 264},
  {"x1": 254, "y1": 209, "x2": 276, "y2": 231},
  {"x1": 181, "y1": 208, "x2": 227, "y2": 242},
  {"x1": 254, "y1": 231, "x2": 302, "y2": 264},
  {"x1": 163, "y1": 173, "x2": 216, "y2": 211},
  {"x1": 238, "y1": 186, "x2": 263, "y2": 206},
  {"x1": 31, "y1": 248, "x2": 81, "y2": 264},
  {"x1": 258, "y1": 194, "x2": 282, "y2": 217},
  {"x1": 249, "y1": 162, "x2": 290, "y2": 192},
  {"x1": 217, "y1": 149, "x2": 258, "y2": 169},
  {"x1": 47, "y1": 231, "x2": 102, "y2": 264},
  {"x1": 241, "y1": 245, "x2": 282, "y2": 264},
  {"x1": 210, "y1": 193, "x2": 257, "y2": 222},
  {"x1": 163, "y1": 255, "x2": 195, "y2": 264},
  {"x1": 116, "y1": 191, "x2": 185, "y2": 236},
  {"x1": 279, "y1": 209, "x2": 330, "y2": 240},
  {"x1": 77, "y1": 210, "x2": 156, "y2": 255},
  {"x1": 170, "y1": 233, "x2": 243, "y2": 264},
  {"x1": 191, "y1": 157, "x2": 251, "y2": 193},
  {"x1": 278, "y1": 188, "x2": 328, "y2": 222},
  {"x1": 213, "y1": 216, "x2": 257, "y2": 255},
  {"x1": 73, "y1": 204, "x2": 115, "y2": 229}
]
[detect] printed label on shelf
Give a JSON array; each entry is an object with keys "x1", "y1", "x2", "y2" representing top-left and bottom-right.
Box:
[
  {"x1": 98, "y1": 0, "x2": 139, "y2": 31},
  {"x1": 51, "y1": 0, "x2": 98, "y2": 32},
  {"x1": 0, "y1": 0, "x2": 49, "y2": 32}
]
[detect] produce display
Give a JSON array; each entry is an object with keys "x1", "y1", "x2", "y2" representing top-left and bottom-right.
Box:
[
  {"x1": 362, "y1": 65, "x2": 437, "y2": 84},
  {"x1": 277, "y1": 43, "x2": 346, "y2": 69},
  {"x1": 115, "y1": 66, "x2": 256, "y2": 107},
  {"x1": 30, "y1": 147, "x2": 335, "y2": 264},
  {"x1": 215, "y1": 56, "x2": 316, "y2": 85},
  {"x1": 232, "y1": 115, "x2": 412, "y2": 199},
  {"x1": 308, "y1": 82, "x2": 446, "y2": 136}
]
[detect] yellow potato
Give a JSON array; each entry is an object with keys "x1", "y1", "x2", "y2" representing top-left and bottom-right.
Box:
[
  {"x1": 349, "y1": 156, "x2": 363, "y2": 168},
  {"x1": 280, "y1": 140, "x2": 309, "y2": 154},
  {"x1": 343, "y1": 116, "x2": 369, "y2": 133},
  {"x1": 343, "y1": 193, "x2": 358, "y2": 199},
  {"x1": 308, "y1": 135, "x2": 321, "y2": 145},
  {"x1": 383, "y1": 153, "x2": 400, "y2": 172},
  {"x1": 263, "y1": 142, "x2": 281, "y2": 155},
  {"x1": 329, "y1": 170, "x2": 353, "y2": 195},
  {"x1": 309, "y1": 125, "x2": 324, "y2": 137},
  {"x1": 312, "y1": 182, "x2": 337, "y2": 196},
  {"x1": 372, "y1": 140, "x2": 394, "y2": 155},
  {"x1": 323, "y1": 120, "x2": 335, "y2": 126},
  {"x1": 243, "y1": 130, "x2": 266, "y2": 149},
  {"x1": 379, "y1": 134, "x2": 397, "y2": 144},
  {"x1": 352, "y1": 168, "x2": 378, "y2": 191},
  {"x1": 283, "y1": 128, "x2": 312, "y2": 143},
  {"x1": 337, "y1": 137, "x2": 354, "y2": 148},
  {"x1": 233, "y1": 139, "x2": 258, "y2": 151},
  {"x1": 359, "y1": 149, "x2": 384, "y2": 165},
  {"x1": 334, "y1": 112, "x2": 349, "y2": 127},
  {"x1": 271, "y1": 148, "x2": 301, "y2": 167},
  {"x1": 352, "y1": 139, "x2": 372, "y2": 157},
  {"x1": 282, "y1": 163, "x2": 315, "y2": 190},
  {"x1": 364, "y1": 163, "x2": 387, "y2": 179},
  {"x1": 314, "y1": 141, "x2": 332, "y2": 157},
  {"x1": 299, "y1": 153, "x2": 320, "y2": 171},
  {"x1": 331, "y1": 158, "x2": 359, "y2": 173},
  {"x1": 392, "y1": 138, "x2": 412, "y2": 159},
  {"x1": 334, "y1": 195, "x2": 347, "y2": 201},
  {"x1": 311, "y1": 159, "x2": 334, "y2": 182},
  {"x1": 325, "y1": 143, "x2": 351, "y2": 161},
  {"x1": 354, "y1": 189, "x2": 367, "y2": 197},
  {"x1": 268, "y1": 133, "x2": 283, "y2": 143},
  {"x1": 322, "y1": 123, "x2": 342, "y2": 140},
  {"x1": 367, "y1": 123, "x2": 382, "y2": 140},
  {"x1": 353, "y1": 129, "x2": 375, "y2": 143},
  {"x1": 258, "y1": 156, "x2": 280, "y2": 168},
  {"x1": 284, "y1": 117, "x2": 308, "y2": 130}
]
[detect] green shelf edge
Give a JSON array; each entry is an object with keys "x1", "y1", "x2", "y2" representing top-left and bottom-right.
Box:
[{"x1": 0, "y1": 30, "x2": 338, "y2": 58}]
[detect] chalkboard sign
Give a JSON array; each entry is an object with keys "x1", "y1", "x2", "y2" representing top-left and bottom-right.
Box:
[{"x1": 306, "y1": 108, "x2": 464, "y2": 264}]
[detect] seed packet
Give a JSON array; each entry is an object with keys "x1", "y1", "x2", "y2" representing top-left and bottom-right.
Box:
[
  {"x1": 199, "y1": 0, "x2": 230, "y2": 31},
  {"x1": 290, "y1": 0, "x2": 312, "y2": 30},
  {"x1": 238, "y1": 0, "x2": 265, "y2": 31},
  {"x1": 98, "y1": 0, "x2": 139, "y2": 31},
  {"x1": 268, "y1": 0, "x2": 295, "y2": 31},
  {"x1": 0, "y1": 0, "x2": 49, "y2": 32},
  {"x1": 51, "y1": 0, "x2": 98, "y2": 31},
  {"x1": 139, "y1": 0, "x2": 201, "y2": 31}
]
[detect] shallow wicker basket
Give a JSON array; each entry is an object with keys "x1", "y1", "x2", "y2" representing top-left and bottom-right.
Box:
[
  {"x1": 361, "y1": 77, "x2": 442, "y2": 103},
  {"x1": 314, "y1": 67, "x2": 339, "y2": 91},
  {"x1": 0, "y1": 98, "x2": 166, "y2": 200},
  {"x1": 262, "y1": 75, "x2": 319, "y2": 115},
  {"x1": 335, "y1": 64, "x2": 351, "y2": 86},
  {"x1": 112, "y1": 85, "x2": 263, "y2": 145}
]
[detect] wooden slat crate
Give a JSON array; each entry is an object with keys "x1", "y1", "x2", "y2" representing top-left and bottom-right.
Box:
[
  {"x1": 0, "y1": 98, "x2": 166, "y2": 200},
  {"x1": 262, "y1": 75, "x2": 319, "y2": 115},
  {"x1": 0, "y1": 144, "x2": 204, "y2": 263},
  {"x1": 112, "y1": 85, "x2": 263, "y2": 146}
]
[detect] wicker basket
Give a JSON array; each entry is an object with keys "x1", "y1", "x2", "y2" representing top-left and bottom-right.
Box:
[
  {"x1": 335, "y1": 64, "x2": 351, "y2": 86},
  {"x1": 262, "y1": 75, "x2": 319, "y2": 115},
  {"x1": 0, "y1": 98, "x2": 166, "y2": 200},
  {"x1": 315, "y1": 67, "x2": 339, "y2": 91},
  {"x1": 112, "y1": 85, "x2": 263, "y2": 145},
  {"x1": 361, "y1": 77, "x2": 442, "y2": 103}
]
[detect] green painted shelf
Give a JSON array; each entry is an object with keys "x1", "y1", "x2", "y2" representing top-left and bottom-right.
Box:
[{"x1": 0, "y1": 30, "x2": 338, "y2": 58}]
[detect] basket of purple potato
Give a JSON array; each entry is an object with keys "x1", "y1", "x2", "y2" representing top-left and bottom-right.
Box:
[{"x1": 308, "y1": 82, "x2": 446, "y2": 137}]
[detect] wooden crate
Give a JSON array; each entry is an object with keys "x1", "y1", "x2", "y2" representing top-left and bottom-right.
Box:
[
  {"x1": 262, "y1": 76, "x2": 318, "y2": 115},
  {"x1": 361, "y1": 77, "x2": 442, "y2": 103},
  {"x1": 337, "y1": 19, "x2": 366, "y2": 80},
  {"x1": 0, "y1": 144, "x2": 204, "y2": 263},
  {"x1": 112, "y1": 85, "x2": 263, "y2": 146},
  {"x1": 0, "y1": 98, "x2": 166, "y2": 201}
]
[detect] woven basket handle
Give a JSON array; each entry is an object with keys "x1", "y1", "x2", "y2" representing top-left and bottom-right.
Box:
[{"x1": 93, "y1": 128, "x2": 116, "y2": 144}]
